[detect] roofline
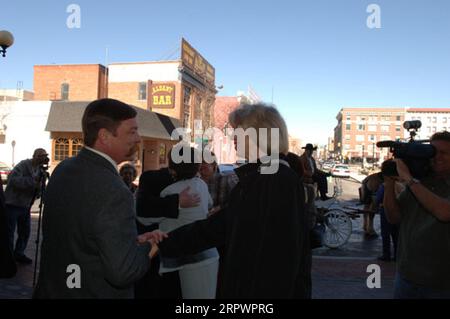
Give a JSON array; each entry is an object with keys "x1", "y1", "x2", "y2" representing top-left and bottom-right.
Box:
[
  {"x1": 34, "y1": 63, "x2": 107, "y2": 68},
  {"x1": 407, "y1": 108, "x2": 450, "y2": 113},
  {"x1": 109, "y1": 60, "x2": 181, "y2": 66}
]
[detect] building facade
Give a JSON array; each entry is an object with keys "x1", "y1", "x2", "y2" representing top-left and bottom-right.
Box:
[
  {"x1": 0, "y1": 101, "x2": 52, "y2": 167},
  {"x1": 33, "y1": 64, "x2": 108, "y2": 101},
  {"x1": 405, "y1": 108, "x2": 450, "y2": 140},
  {"x1": 0, "y1": 89, "x2": 34, "y2": 102},
  {"x1": 334, "y1": 107, "x2": 406, "y2": 163}
]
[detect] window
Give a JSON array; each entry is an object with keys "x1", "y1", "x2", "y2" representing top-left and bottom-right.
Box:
[
  {"x1": 396, "y1": 115, "x2": 401, "y2": 121},
  {"x1": 395, "y1": 127, "x2": 401, "y2": 132},
  {"x1": 368, "y1": 125, "x2": 377, "y2": 131},
  {"x1": 381, "y1": 125, "x2": 390, "y2": 132},
  {"x1": 138, "y1": 82, "x2": 147, "y2": 100},
  {"x1": 432, "y1": 117, "x2": 437, "y2": 123},
  {"x1": 344, "y1": 144, "x2": 350, "y2": 150},
  {"x1": 369, "y1": 135, "x2": 376, "y2": 142},
  {"x1": 159, "y1": 143, "x2": 166, "y2": 165},
  {"x1": 346, "y1": 115, "x2": 351, "y2": 121},
  {"x1": 54, "y1": 138, "x2": 70, "y2": 161},
  {"x1": 357, "y1": 124, "x2": 365, "y2": 131},
  {"x1": 346, "y1": 124, "x2": 351, "y2": 130},
  {"x1": 61, "y1": 83, "x2": 69, "y2": 100},
  {"x1": 427, "y1": 126, "x2": 431, "y2": 133},
  {"x1": 71, "y1": 138, "x2": 83, "y2": 157},
  {"x1": 356, "y1": 135, "x2": 365, "y2": 142},
  {"x1": 54, "y1": 137, "x2": 84, "y2": 161},
  {"x1": 432, "y1": 127, "x2": 437, "y2": 133},
  {"x1": 443, "y1": 117, "x2": 447, "y2": 124},
  {"x1": 345, "y1": 134, "x2": 351, "y2": 141}
]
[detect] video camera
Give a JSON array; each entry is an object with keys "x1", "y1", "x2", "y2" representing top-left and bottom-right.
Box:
[
  {"x1": 377, "y1": 120, "x2": 436, "y2": 179},
  {"x1": 38, "y1": 156, "x2": 50, "y2": 178}
]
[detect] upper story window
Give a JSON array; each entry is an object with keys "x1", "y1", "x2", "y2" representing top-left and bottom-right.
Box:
[
  {"x1": 61, "y1": 83, "x2": 69, "y2": 100},
  {"x1": 138, "y1": 82, "x2": 147, "y2": 100}
]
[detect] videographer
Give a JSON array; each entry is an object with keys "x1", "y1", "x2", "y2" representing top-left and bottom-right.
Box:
[
  {"x1": 383, "y1": 131, "x2": 450, "y2": 299},
  {"x1": 4, "y1": 148, "x2": 49, "y2": 264}
]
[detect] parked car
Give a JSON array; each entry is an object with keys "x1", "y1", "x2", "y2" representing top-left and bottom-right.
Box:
[
  {"x1": 321, "y1": 161, "x2": 335, "y2": 172},
  {"x1": 331, "y1": 164, "x2": 351, "y2": 178},
  {"x1": 218, "y1": 163, "x2": 237, "y2": 174},
  {"x1": 0, "y1": 162, "x2": 12, "y2": 185}
]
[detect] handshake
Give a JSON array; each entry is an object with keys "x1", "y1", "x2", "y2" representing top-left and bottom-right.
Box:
[{"x1": 136, "y1": 230, "x2": 168, "y2": 259}]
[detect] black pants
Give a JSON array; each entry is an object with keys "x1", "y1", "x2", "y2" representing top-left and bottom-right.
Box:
[
  {"x1": 313, "y1": 173, "x2": 328, "y2": 197},
  {"x1": 134, "y1": 221, "x2": 182, "y2": 299},
  {"x1": 379, "y1": 208, "x2": 399, "y2": 258},
  {"x1": 5, "y1": 204, "x2": 31, "y2": 257}
]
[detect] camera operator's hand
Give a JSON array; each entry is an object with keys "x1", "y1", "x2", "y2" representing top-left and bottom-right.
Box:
[{"x1": 393, "y1": 159, "x2": 413, "y2": 182}]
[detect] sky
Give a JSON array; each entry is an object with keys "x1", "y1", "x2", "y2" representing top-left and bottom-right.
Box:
[{"x1": 1, "y1": 0, "x2": 450, "y2": 144}]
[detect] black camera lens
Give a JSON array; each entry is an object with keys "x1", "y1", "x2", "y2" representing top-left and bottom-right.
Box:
[{"x1": 403, "y1": 120, "x2": 422, "y2": 130}]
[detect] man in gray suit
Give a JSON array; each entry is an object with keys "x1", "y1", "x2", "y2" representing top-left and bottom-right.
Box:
[{"x1": 34, "y1": 99, "x2": 165, "y2": 298}]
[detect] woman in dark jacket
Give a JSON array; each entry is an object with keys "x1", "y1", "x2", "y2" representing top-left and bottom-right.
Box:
[{"x1": 155, "y1": 103, "x2": 310, "y2": 298}]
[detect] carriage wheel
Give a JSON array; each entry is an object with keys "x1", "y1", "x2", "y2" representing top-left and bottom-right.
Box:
[{"x1": 323, "y1": 209, "x2": 352, "y2": 248}]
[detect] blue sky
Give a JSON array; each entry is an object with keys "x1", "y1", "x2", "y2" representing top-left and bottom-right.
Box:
[{"x1": 1, "y1": 0, "x2": 450, "y2": 144}]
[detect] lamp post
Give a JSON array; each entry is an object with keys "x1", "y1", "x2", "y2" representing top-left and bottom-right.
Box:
[{"x1": 0, "y1": 30, "x2": 14, "y2": 57}]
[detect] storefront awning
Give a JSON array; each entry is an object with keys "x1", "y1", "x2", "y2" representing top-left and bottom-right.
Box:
[{"x1": 45, "y1": 101, "x2": 181, "y2": 140}]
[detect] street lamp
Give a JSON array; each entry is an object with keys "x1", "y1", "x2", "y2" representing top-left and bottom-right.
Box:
[{"x1": 0, "y1": 30, "x2": 14, "y2": 57}]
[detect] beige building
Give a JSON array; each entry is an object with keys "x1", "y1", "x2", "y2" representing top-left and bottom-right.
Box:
[
  {"x1": 0, "y1": 89, "x2": 34, "y2": 101},
  {"x1": 334, "y1": 107, "x2": 406, "y2": 163}
]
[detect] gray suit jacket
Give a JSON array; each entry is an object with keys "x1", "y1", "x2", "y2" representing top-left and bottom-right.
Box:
[{"x1": 34, "y1": 148, "x2": 151, "y2": 298}]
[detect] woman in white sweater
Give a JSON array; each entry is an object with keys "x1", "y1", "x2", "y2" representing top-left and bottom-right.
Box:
[{"x1": 150, "y1": 147, "x2": 219, "y2": 299}]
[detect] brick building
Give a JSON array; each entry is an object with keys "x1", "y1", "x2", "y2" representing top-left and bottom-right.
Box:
[
  {"x1": 334, "y1": 107, "x2": 406, "y2": 163},
  {"x1": 34, "y1": 64, "x2": 108, "y2": 101}
]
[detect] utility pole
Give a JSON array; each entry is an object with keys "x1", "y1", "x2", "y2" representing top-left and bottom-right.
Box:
[
  {"x1": 372, "y1": 143, "x2": 375, "y2": 169},
  {"x1": 361, "y1": 144, "x2": 365, "y2": 169}
]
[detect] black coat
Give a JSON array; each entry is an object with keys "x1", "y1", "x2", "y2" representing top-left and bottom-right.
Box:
[
  {"x1": 134, "y1": 168, "x2": 182, "y2": 299},
  {"x1": 0, "y1": 186, "x2": 17, "y2": 278},
  {"x1": 136, "y1": 168, "x2": 179, "y2": 219},
  {"x1": 159, "y1": 158, "x2": 311, "y2": 298}
]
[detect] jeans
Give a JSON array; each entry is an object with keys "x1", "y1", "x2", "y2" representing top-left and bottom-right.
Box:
[
  {"x1": 394, "y1": 273, "x2": 450, "y2": 299},
  {"x1": 5, "y1": 204, "x2": 31, "y2": 257},
  {"x1": 379, "y1": 208, "x2": 399, "y2": 258}
]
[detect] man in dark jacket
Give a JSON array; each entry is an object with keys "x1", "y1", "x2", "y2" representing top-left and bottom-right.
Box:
[
  {"x1": 4, "y1": 148, "x2": 49, "y2": 264},
  {"x1": 34, "y1": 99, "x2": 164, "y2": 298}
]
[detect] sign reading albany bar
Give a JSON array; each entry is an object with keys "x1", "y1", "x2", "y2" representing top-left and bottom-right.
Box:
[{"x1": 149, "y1": 82, "x2": 176, "y2": 109}]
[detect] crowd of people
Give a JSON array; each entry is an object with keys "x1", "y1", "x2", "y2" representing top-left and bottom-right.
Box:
[{"x1": 0, "y1": 97, "x2": 449, "y2": 299}]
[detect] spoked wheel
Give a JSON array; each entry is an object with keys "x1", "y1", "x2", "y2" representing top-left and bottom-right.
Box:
[{"x1": 323, "y1": 209, "x2": 352, "y2": 248}]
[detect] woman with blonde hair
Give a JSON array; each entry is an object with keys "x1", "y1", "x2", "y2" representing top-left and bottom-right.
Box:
[{"x1": 152, "y1": 103, "x2": 310, "y2": 298}]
